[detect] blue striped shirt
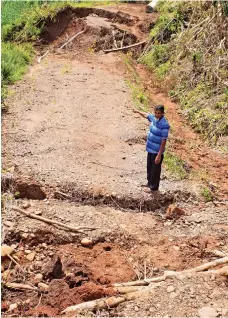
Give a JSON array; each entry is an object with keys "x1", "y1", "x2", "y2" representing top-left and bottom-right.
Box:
[{"x1": 146, "y1": 114, "x2": 170, "y2": 154}]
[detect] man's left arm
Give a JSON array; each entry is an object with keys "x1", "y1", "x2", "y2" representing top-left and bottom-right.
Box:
[{"x1": 155, "y1": 126, "x2": 170, "y2": 164}]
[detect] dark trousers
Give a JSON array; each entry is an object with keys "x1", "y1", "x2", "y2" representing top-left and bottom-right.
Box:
[{"x1": 147, "y1": 153, "x2": 164, "y2": 191}]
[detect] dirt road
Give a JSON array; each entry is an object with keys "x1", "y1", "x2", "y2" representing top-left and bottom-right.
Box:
[{"x1": 2, "y1": 3, "x2": 228, "y2": 317}]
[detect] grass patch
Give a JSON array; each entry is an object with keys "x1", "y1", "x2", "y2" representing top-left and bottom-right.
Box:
[
  {"x1": 164, "y1": 150, "x2": 188, "y2": 180},
  {"x1": 201, "y1": 186, "x2": 213, "y2": 202}
]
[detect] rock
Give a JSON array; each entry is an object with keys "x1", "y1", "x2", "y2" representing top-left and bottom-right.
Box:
[
  {"x1": 30, "y1": 233, "x2": 36, "y2": 238},
  {"x1": 41, "y1": 243, "x2": 47, "y2": 248},
  {"x1": 25, "y1": 299, "x2": 31, "y2": 304},
  {"x1": 42, "y1": 255, "x2": 64, "y2": 280},
  {"x1": 21, "y1": 233, "x2": 29, "y2": 239},
  {"x1": 25, "y1": 249, "x2": 32, "y2": 254},
  {"x1": 134, "y1": 306, "x2": 139, "y2": 312},
  {"x1": 198, "y1": 307, "x2": 218, "y2": 318},
  {"x1": 34, "y1": 210, "x2": 42, "y2": 215},
  {"x1": 9, "y1": 303, "x2": 17, "y2": 312},
  {"x1": 34, "y1": 273, "x2": 43, "y2": 284},
  {"x1": 165, "y1": 204, "x2": 185, "y2": 220},
  {"x1": 26, "y1": 252, "x2": 36, "y2": 261},
  {"x1": 1, "y1": 245, "x2": 14, "y2": 257},
  {"x1": 81, "y1": 238, "x2": 93, "y2": 247},
  {"x1": 167, "y1": 285, "x2": 175, "y2": 293},
  {"x1": 1, "y1": 265, "x2": 5, "y2": 272},
  {"x1": 22, "y1": 202, "x2": 31, "y2": 209},
  {"x1": 172, "y1": 245, "x2": 180, "y2": 251},
  {"x1": 38, "y1": 282, "x2": 49, "y2": 293}
]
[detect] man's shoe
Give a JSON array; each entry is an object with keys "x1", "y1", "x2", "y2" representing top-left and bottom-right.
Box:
[{"x1": 141, "y1": 183, "x2": 150, "y2": 188}]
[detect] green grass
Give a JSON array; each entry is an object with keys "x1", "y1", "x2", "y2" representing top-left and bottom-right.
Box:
[
  {"x1": 201, "y1": 186, "x2": 213, "y2": 202},
  {"x1": 164, "y1": 150, "x2": 188, "y2": 180}
]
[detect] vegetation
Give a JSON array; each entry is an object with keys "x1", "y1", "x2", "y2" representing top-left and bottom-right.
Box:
[
  {"x1": 140, "y1": 1, "x2": 228, "y2": 148},
  {"x1": 1, "y1": 0, "x2": 111, "y2": 104},
  {"x1": 164, "y1": 150, "x2": 188, "y2": 180},
  {"x1": 201, "y1": 186, "x2": 213, "y2": 202}
]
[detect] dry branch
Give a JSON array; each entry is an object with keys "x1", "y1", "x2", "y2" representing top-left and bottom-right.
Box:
[
  {"x1": 4, "y1": 282, "x2": 37, "y2": 291},
  {"x1": 12, "y1": 206, "x2": 96, "y2": 233},
  {"x1": 37, "y1": 50, "x2": 49, "y2": 63},
  {"x1": 59, "y1": 30, "x2": 85, "y2": 50},
  {"x1": 62, "y1": 284, "x2": 159, "y2": 314},
  {"x1": 103, "y1": 40, "x2": 147, "y2": 53},
  {"x1": 112, "y1": 257, "x2": 228, "y2": 287}
]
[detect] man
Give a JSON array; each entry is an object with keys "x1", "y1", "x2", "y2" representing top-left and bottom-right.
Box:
[{"x1": 133, "y1": 105, "x2": 170, "y2": 192}]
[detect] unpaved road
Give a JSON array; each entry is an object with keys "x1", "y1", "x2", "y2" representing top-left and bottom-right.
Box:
[{"x1": 2, "y1": 3, "x2": 228, "y2": 318}]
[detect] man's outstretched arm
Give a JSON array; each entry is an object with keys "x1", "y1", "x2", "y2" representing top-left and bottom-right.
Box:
[{"x1": 133, "y1": 108, "x2": 149, "y2": 119}]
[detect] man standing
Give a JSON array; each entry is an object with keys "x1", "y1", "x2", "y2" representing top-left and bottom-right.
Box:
[{"x1": 133, "y1": 105, "x2": 170, "y2": 192}]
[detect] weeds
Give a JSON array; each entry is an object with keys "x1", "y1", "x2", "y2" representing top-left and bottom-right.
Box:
[
  {"x1": 201, "y1": 186, "x2": 213, "y2": 202},
  {"x1": 140, "y1": 1, "x2": 228, "y2": 147},
  {"x1": 164, "y1": 150, "x2": 188, "y2": 180}
]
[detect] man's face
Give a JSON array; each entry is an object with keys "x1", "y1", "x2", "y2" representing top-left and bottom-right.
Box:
[{"x1": 155, "y1": 110, "x2": 163, "y2": 120}]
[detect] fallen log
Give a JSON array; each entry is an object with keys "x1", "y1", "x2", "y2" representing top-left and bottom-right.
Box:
[
  {"x1": 4, "y1": 282, "x2": 37, "y2": 291},
  {"x1": 103, "y1": 40, "x2": 147, "y2": 53},
  {"x1": 12, "y1": 206, "x2": 96, "y2": 233}
]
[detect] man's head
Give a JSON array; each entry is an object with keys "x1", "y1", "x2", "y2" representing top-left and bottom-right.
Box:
[{"x1": 154, "y1": 105, "x2": 164, "y2": 119}]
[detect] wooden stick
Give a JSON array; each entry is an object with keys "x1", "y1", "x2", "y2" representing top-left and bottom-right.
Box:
[
  {"x1": 4, "y1": 282, "x2": 37, "y2": 291},
  {"x1": 103, "y1": 40, "x2": 147, "y2": 53},
  {"x1": 59, "y1": 30, "x2": 85, "y2": 50},
  {"x1": 62, "y1": 284, "x2": 159, "y2": 314},
  {"x1": 7, "y1": 254, "x2": 25, "y2": 273},
  {"x1": 112, "y1": 257, "x2": 228, "y2": 287},
  {"x1": 37, "y1": 50, "x2": 49, "y2": 63},
  {"x1": 12, "y1": 206, "x2": 96, "y2": 233}
]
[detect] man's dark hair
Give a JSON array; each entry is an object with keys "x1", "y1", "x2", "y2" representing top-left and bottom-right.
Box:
[{"x1": 154, "y1": 105, "x2": 165, "y2": 113}]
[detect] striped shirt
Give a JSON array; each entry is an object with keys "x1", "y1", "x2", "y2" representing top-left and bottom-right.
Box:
[{"x1": 146, "y1": 114, "x2": 170, "y2": 154}]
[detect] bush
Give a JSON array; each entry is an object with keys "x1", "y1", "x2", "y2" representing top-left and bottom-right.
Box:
[{"x1": 1, "y1": 42, "x2": 34, "y2": 86}]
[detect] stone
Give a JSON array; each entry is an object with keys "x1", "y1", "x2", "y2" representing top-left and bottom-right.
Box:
[
  {"x1": 134, "y1": 306, "x2": 139, "y2": 312},
  {"x1": 22, "y1": 202, "x2": 31, "y2": 209},
  {"x1": 1, "y1": 265, "x2": 5, "y2": 272},
  {"x1": 165, "y1": 204, "x2": 185, "y2": 220},
  {"x1": 26, "y1": 252, "x2": 36, "y2": 261},
  {"x1": 25, "y1": 250, "x2": 32, "y2": 254},
  {"x1": 167, "y1": 285, "x2": 175, "y2": 293},
  {"x1": 9, "y1": 303, "x2": 17, "y2": 312},
  {"x1": 34, "y1": 273, "x2": 43, "y2": 284},
  {"x1": 81, "y1": 238, "x2": 93, "y2": 247},
  {"x1": 25, "y1": 299, "x2": 31, "y2": 304},
  {"x1": 42, "y1": 255, "x2": 64, "y2": 280},
  {"x1": 172, "y1": 245, "x2": 180, "y2": 251},
  {"x1": 21, "y1": 233, "x2": 29, "y2": 239},
  {"x1": 30, "y1": 233, "x2": 36, "y2": 238},
  {"x1": 34, "y1": 210, "x2": 42, "y2": 215},
  {"x1": 222, "y1": 309, "x2": 228, "y2": 316},
  {"x1": 1, "y1": 245, "x2": 14, "y2": 257},
  {"x1": 198, "y1": 307, "x2": 218, "y2": 318},
  {"x1": 38, "y1": 282, "x2": 49, "y2": 292},
  {"x1": 41, "y1": 243, "x2": 47, "y2": 248}
]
